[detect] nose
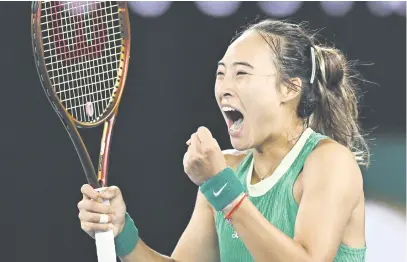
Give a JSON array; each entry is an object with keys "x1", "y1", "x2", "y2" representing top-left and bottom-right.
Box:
[
  {"x1": 219, "y1": 90, "x2": 232, "y2": 99},
  {"x1": 215, "y1": 77, "x2": 234, "y2": 101},
  {"x1": 216, "y1": 87, "x2": 233, "y2": 103}
]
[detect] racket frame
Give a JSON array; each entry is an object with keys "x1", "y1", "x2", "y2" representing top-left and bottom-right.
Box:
[{"x1": 31, "y1": 1, "x2": 131, "y2": 188}]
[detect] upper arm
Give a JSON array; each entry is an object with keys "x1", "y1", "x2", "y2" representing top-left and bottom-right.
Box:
[
  {"x1": 294, "y1": 141, "x2": 363, "y2": 261},
  {"x1": 222, "y1": 149, "x2": 248, "y2": 170}
]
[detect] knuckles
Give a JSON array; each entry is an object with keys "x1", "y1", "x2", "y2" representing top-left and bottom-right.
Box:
[
  {"x1": 197, "y1": 126, "x2": 208, "y2": 134},
  {"x1": 80, "y1": 184, "x2": 93, "y2": 195},
  {"x1": 78, "y1": 211, "x2": 88, "y2": 222},
  {"x1": 77, "y1": 200, "x2": 85, "y2": 210},
  {"x1": 80, "y1": 184, "x2": 88, "y2": 193},
  {"x1": 80, "y1": 221, "x2": 89, "y2": 231},
  {"x1": 201, "y1": 146, "x2": 213, "y2": 155},
  {"x1": 77, "y1": 199, "x2": 91, "y2": 210}
]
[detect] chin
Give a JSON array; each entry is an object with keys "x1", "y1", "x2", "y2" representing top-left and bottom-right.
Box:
[{"x1": 230, "y1": 137, "x2": 252, "y2": 151}]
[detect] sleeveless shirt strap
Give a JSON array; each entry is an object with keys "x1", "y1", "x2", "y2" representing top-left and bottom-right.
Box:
[{"x1": 289, "y1": 132, "x2": 329, "y2": 176}]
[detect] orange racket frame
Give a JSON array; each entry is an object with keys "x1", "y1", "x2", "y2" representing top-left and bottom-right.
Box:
[{"x1": 31, "y1": 1, "x2": 131, "y2": 188}]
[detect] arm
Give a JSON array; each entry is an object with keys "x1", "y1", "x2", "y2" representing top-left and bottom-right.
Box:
[
  {"x1": 119, "y1": 148, "x2": 245, "y2": 262},
  {"x1": 119, "y1": 240, "x2": 176, "y2": 262},
  {"x1": 222, "y1": 141, "x2": 363, "y2": 262},
  {"x1": 120, "y1": 191, "x2": 219, "y2": 262}
]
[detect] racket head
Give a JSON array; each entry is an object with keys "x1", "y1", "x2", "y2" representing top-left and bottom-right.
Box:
[{"x1": 31, "y1": 1, "x2": 131, "y2": 128}]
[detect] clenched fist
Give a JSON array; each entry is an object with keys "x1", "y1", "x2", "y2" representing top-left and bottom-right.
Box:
[
  {"x1": 77, "y1": 185, "x2": 127, "y2": 238},
  {"x1": 183, "y1": 126, "x2": 227, "y2": 186}
]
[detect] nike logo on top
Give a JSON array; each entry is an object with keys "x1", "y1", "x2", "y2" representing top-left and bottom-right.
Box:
[{"x1": 213, "y1": 182, "x2": 228, "y2": 197}]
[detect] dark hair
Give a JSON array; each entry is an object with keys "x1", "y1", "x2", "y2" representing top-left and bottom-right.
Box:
[{"x1": 235, "y1": 19, "x2": 370, "y2": 166}]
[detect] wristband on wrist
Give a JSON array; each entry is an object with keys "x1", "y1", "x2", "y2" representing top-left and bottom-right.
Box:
[
  {"x1": 200, "y1": 167, "x2": 245, "y2": 211},
  {"x1": 115, "y1": 212, "x2": 139, "y2": 257}
]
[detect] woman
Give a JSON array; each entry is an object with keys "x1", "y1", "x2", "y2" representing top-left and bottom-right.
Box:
[{"x1": 78, "y1": 19, "x2": 368, "y2": 262}]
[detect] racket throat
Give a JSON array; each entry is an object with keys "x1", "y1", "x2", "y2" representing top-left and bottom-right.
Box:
[
  {"x1": 97, "y1": 154, "x2": 106, "y2": 187},
  {"x1": 97, "y1": 115, "x2": 117, "y2": 187}
]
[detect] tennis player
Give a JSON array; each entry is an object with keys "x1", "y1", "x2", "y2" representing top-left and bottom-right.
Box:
[{"x1": 78, "y1": 19, "x2": 368, "y2": 262}]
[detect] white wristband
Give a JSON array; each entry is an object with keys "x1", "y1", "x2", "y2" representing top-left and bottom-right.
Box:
[{"x1": 222, "y1": 192, "x2": 246, "y2": 214}]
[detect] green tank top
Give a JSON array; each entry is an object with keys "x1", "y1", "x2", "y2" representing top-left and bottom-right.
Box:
[{"x1": 215, "y1": 128, "x2": 366, "y2": 262}]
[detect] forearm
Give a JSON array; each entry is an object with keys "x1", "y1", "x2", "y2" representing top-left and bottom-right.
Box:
[
  {"x1": 224, "y1": 198, "x2": 311, "y2": 262},
  {"x1": 120, "y1": 239, "x2": 178, "y2": 262}
]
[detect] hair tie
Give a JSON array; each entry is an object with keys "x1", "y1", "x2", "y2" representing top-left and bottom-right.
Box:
[{"x1": 310, "y1": 46, "x2": 316, "y2": 84}]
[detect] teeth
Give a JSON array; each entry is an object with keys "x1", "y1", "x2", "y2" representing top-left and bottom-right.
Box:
[
  {"x1": 222, "y1": 106, "x2": 236, "y2": 112},
  {"x1": 230, "y1": 118, "x2": 243, "y2": 131}
]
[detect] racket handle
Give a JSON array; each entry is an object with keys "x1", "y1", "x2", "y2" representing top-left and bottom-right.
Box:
[{"x1": 95, "y1": 189, "x2": 117, "y2": 262}]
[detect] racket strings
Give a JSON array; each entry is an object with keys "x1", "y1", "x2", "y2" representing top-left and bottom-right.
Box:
[
  {"x1": 40, "y1": 5, "x2": 119, "y2": 26},
  {"x1": 45, "y1": 42, "x2": 120, "y2": 66},
  {"x1": 41, "y1": 1, "x2": 123, "y2": 123}
]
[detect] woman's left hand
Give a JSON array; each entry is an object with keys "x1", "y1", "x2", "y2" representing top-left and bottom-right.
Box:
[{"x1": 183, "y1": 126, "x2": 227, "y2": 186}]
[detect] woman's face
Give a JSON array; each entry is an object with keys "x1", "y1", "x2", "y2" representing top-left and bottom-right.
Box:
[{"x1": 215, "y1": 31, "x2": 293, "y2": 150}]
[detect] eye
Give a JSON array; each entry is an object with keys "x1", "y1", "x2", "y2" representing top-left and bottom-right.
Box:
[
  {"x1": 236, "y1": 71, "x2": 248, "y2": 76},
  {"x1": 216, "y1": 71, "x2": 224, "y2": 77}
]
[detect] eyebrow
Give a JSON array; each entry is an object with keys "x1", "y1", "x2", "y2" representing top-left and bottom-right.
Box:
[{"x1": 217, "y1": 61, "x2": 254, "y2": 69}]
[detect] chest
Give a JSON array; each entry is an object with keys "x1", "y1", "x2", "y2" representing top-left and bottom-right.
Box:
[
  {"x1": 250, "y1": 170, "x2": 304, "y2": 205},
  {"x1": 213, "y1": 185, "x2": 300, "y2": 262}
]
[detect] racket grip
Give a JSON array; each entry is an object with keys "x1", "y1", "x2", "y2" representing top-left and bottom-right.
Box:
[{"x1": 95, "y1": 189, "x2": 117, "y2": 262}]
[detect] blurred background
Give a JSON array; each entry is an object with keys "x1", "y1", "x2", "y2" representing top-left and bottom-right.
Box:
[{"x1": 2, "y1": 1, "x2": 405, "y2": 262}]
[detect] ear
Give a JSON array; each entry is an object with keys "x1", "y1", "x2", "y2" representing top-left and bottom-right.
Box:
[{"x1": 279, "y1": 77, "x2": 302, "y2": 103}]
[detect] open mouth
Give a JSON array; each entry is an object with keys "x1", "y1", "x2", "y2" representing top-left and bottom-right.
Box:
[{"x1": 222, "y1": 107, "x2": 244, "y2": 132}]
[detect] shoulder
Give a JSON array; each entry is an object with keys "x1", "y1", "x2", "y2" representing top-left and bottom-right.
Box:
[
  {"x1": 222, "y1": 149, "x2": 249, "y2": 171},
  {"x1": 306, "y1": 138, "x2": 359, "y2": 167},
  {"x1": 302, "y1": 139, "x2": 364, "y2": 203}
]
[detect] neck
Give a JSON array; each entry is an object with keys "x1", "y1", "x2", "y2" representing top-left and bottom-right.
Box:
[{"x1": 252, "y1": 123, "x2": 306, "y2": 180}]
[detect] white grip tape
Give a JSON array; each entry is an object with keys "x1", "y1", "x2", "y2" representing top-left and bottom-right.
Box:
[{"x1": 95, "y1": 188, "x2": 116, "y2": 262}]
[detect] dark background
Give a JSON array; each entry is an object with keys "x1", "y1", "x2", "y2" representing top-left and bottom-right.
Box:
[{"x1": 1, "y1": 2, "x2": 405, "y2": 261}]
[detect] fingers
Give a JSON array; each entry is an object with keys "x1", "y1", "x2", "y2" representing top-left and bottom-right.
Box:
[
  {"x1": 190, "y1": 133, "x2": 200, "y2": 146},
  {"x1": 77, "y1": 199, "x2": 114, "y2": 214},
  {"x1": 185, "y1": 133, "x2": 200, "y2": 155},
  {"x1": 99, "y1": 186, "x2": 122, "y2": 200},
  {"x1": 78, "y1": 185, "x2": 123, "y2": 236},
  {"x1": 81, "y1": 184, "x2": 122, "y2": 202},
  {"x1": 81, "y1": 221, "x2": 114, "y2": 232},
  {"x1": 78, "y1": 210, "x2": 116, "y2": 224},
  {"x1": 186, "y1": 127, "x2": 214, "y2": 147},
  {"x1": 212, "y1": 138, "x2": 221, "y2": 150},
  {"x1": 81, "y1": 184, "x2": 101, "y2": 202},
  {"x1": 186, "y1": 135, "x2": 198, "y2": 147},
  {"x1": 183, "y1": 148, "x2": 191, "y2": 169},
  {"x1": 197, "y1": 127, "x2": 220, "y2": 153},
  {"x1": 196, "y1": 126, "x2": 213, "y2": 144}
]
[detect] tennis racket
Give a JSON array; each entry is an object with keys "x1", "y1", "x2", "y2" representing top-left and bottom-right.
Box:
[{"x1": 31, "y1": 1, "x2": 131, "y2": 261}]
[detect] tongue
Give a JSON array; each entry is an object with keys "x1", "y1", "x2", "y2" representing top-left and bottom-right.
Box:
[{"x1": 230, "y1": 118, "x2": 243, "y2": 131}]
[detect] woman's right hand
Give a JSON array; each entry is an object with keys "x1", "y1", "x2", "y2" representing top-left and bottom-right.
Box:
[{"x1": 77, "y1": 184, "x2": 127, "y2": 239}]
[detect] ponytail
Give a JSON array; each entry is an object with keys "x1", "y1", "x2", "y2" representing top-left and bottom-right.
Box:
[{"x1": 311, "y1": 46, "x2": 370, "y2": 166}]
